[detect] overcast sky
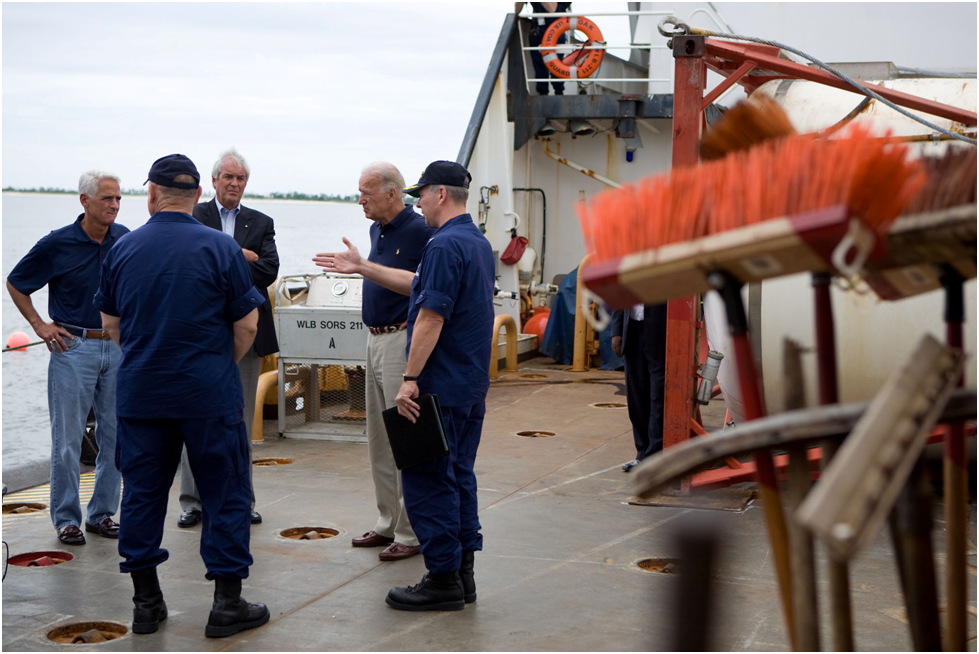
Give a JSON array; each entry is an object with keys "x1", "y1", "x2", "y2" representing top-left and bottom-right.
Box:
[
  {"x1": 4, "y1": 2, "x2": 974, "y2": 197},
  {"x1": 2, "y1": 2, "x2": 632, "y2": 196}
]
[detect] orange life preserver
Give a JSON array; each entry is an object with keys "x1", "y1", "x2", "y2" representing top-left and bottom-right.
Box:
[{"x1": 540, "y1": 16, "x2": 605, "y2": 80}]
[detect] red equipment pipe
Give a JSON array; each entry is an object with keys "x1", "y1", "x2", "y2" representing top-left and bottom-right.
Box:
[
  {"x1": 709, "y1": 270, "x2": 795, "y2": 650},
  {"x1": 812, "y1": 271, "x2": 855, "y2": 651},
  {"x1": 941, "y1": 265, "x2": 967, "y2": 651}
]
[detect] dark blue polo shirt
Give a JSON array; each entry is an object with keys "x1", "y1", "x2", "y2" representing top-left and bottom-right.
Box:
[
  {"x1": 7, "y1": 214, "x2": 130, "y2": 329},
  {"x1": 407, "y1": 213, "x2": 495, "y2": 407},
  {"x1": 94, "y1": 212, "x2": 264, "y2": 419},
  {"x1": 363, "y1": 206, "x2": 434, "y2": 327}
]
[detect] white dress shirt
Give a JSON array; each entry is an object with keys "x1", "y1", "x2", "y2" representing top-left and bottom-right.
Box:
[{"x1": 216, "y1": 198, "x2": 241, "y2": 237}]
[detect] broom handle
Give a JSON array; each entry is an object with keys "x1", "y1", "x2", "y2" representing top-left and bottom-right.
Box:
[
  {"x1": 813, "y1": 273, "x2": 856, "y2": 651},
  {"x1": 941, "y1": 266, "x2": 966, "y2": 652},
  {"x1": 710, "y1": 271, "x2": 796, "y2": 650}
]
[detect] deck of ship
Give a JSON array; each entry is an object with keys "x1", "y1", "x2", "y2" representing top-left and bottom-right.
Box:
[{"x1": 2, "y1": 357, "x2": 976, "y2": 651}]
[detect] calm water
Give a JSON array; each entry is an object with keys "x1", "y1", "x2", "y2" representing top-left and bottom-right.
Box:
[{"x1": 2, "y1": 192, "x2": 372, "y2": 470}]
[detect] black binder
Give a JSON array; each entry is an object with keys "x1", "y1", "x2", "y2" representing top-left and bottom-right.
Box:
[{"x1": 382, "y1": 394, "x2": 449, "y2": 470}]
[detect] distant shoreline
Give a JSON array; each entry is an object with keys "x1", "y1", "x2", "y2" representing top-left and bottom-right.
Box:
[{"x1": 2, "y1": 189, "x2": 358, "y2": 204}]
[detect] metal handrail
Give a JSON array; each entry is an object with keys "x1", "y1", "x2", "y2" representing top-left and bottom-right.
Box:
[
  {"x1": 524, "y1": 11, "x2": 675, "y2": 18},
  {"x1": 523, "y1": 44, "x2": 668, "y2": 50},
  {"x1": 490, "y1": 314, "x2": 519, "y2": 380},
  {"x1": 527, "y1": 78, "x2": 669, "y2": 83},
  {"x1": 518, "y1": 9, "x2": 670, "y2": 88}
]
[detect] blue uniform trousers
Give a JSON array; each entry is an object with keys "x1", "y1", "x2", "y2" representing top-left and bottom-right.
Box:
[
  {"x1": 116, "y1": 414, "x2": 253, "y2": 579},
  {"x1": 401, "y1": 401, "x2": 485, "y2": 574}
]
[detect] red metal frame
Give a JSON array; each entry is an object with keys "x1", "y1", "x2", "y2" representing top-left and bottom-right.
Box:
[
  {"x1": 662, "y1": 46, "x2": 705, "y2": 450},
  {"x1": 703, "y1": 40, "x2": 978, "y2": 126}
]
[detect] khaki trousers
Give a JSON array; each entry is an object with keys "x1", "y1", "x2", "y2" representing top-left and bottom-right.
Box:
[
  {"x1": 365, "y1": 330, "x2": 417, "y2": 546},
  {"x1": 179, "y1": 349, "x2": 260, "y2": 512}
]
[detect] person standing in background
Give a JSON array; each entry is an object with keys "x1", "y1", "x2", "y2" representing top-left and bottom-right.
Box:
[
  {"x1": 516, "y1": 2, "x2": 572, "y2": 95},
  {"x1": 177, "y1": 148, "x2": 279, "y2": 528},
  {"x1": 611, "y1": 303, "x2": 667, "y2": 472}
]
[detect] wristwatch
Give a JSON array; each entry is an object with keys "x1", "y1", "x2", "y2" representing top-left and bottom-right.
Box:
[{"x1": 403, "y1": 374, "x2": 419, "y2": 382}]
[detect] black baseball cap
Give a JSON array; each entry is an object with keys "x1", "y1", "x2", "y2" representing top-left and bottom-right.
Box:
[
  {"x1": 144, "y1": 154, "x2": 200, "y2": 190},
  {"x1": 403, "y1": 161, "x2": 472, "y2": 197}
]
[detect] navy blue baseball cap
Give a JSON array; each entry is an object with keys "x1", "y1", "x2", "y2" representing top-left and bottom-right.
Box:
[
  {"x1": 144, "y1": 154, "x2": 200, "y2": 189},
  {"x1": 403, "y1": 161, "x2": 472, "y2": 197}
]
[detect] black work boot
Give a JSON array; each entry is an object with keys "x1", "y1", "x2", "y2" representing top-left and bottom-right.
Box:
[
  {"x1": 385, "y1": 571, "x2": 465, "y2": 611},
  {"x1": 205, "y1": 577, "x2": 270, "y2": 638},
  {"x1": 131, "y1": 567, "x2": 168, "y2": 634},
  {"x1": 460, "y1": 551, "x2": 476, "y2": 603}
]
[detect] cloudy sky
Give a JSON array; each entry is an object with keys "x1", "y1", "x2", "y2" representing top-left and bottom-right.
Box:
[
  {"x1": 4, "y1": 2, "x2": 974, "y2": 197},
  {"x1": 2, "y1": 2, "x2": 632, "y2": 196}
]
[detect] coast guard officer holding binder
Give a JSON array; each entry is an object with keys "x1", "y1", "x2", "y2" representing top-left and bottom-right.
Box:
[{"x1": 313, "y1": 161, "x2": 494, "y2": 611}]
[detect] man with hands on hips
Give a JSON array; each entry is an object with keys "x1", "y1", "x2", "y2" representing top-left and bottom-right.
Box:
[{"x1": 313, "y1": 160, "x2": 494, "y2": 612}]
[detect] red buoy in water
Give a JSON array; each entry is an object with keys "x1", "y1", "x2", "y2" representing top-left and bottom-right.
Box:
[{"x1": 6, "y1": 331, "x2": 30, "y2": 351}]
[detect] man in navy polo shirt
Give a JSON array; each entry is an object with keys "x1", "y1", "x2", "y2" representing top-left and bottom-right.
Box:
[
  {"x1": 314, "y1": 162, "x2": 432, "y2": 561},
  {"x1": 95, "y1": 154, "x2": 269, "y2": 638},
  {"x1": 6, "y1": 169, "x2": 127, "y2": 547},
  {"x1": 314, "y1": 161, "x2": 494, "y2": 611}
]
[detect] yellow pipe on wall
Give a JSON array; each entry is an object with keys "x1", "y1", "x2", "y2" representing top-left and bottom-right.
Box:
[
  {"x1": 252, "y1": 370, "x2": 278, "y2": 442},
  {"x1": 572, "y1": 253, "x2": 592, "y2": 372},
  {"x1": 490, "y1": 314, "x2": 518, "y2": 380}
]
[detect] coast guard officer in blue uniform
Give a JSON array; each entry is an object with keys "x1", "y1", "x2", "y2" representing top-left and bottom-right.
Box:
[
  {"x1": 96, "y1": 154, "x2": 270, "y2": 638},
  {"x1": 313, "y1": 161, "x2": 494, "y2": 611}
]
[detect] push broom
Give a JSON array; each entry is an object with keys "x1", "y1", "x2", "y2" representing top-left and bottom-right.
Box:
[
  {"x1": 579, "y1": 103, "x2": 927, "y2": 651},
  {"x1": 701, "y1": 97, "x2": 977, "y2": 650},
  {"x1": 583, "y1": 97, "x2": 974, "y2": 650}
]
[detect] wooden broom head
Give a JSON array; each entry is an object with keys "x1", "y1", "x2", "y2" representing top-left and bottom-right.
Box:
[{"x1": 699, "y1": 96, "x2": 798, "y2": 161}]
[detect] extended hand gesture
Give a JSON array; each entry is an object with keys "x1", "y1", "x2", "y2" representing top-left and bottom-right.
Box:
[{"x1": 312, "y1": 237, "x2": 362, "y2": 275}]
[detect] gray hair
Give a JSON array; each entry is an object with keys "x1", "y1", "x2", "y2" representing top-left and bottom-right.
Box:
[
  {"x1": 429, "y1": 184, "x2": 469, "y2": 204},
  {"x1": 211, "y1": 148, "x2": 251, "y2": 180},
  {"x1": 361, "y1": 162, "x2": 405, "y2": 194},
  {"x1": 78, "y1": 170, "x2": 120, "y2": 197}
]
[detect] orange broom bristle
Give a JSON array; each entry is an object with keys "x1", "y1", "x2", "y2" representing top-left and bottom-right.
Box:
[
  {"x1": 578, "y1": 124, "x2": 926, "y2": 264},
  {"x1": 699, "y1": 96, "x2": 798, "y2": 161}
]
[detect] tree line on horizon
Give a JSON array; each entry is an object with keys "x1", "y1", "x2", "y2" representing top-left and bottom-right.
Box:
[{"x1": 2, "y1": 186, "x2": 359, "y2": 203}]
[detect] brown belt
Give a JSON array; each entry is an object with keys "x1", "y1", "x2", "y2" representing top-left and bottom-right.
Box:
[
  {"x1": 58, "y1": 324, "x2": 111, "y2": 340},
  {"x1": 367, "y1": 324, "x2": 406, "y2": 336}
]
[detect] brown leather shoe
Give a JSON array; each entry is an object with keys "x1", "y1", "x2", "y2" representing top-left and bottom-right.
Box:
[
  {"x1": 57, "y1": 524, "x2": 86, "y2": 545},
  {"x1": 85, "y1": 517, "x2": 120, "y2": 539},
  {"x1": 351, "y1": 531, "x2": 394, "y2": 548},
  {"x1": 379, "y1": 542, "x2": 420, "y2": 561}
]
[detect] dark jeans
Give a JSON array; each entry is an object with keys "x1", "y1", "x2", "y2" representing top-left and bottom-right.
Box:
[
  {"x1": 116, "y1": 414, "x2": 253, "y2": 579},
  {"x1": 401, "y1": 401, "x2": 485, "y2": 574},
  {"x1": 529, "y1": 29, "x2": 565, "y2": 95},
  {"x1": 624, "y1": 314, "x2": 666, "y2": 460}
]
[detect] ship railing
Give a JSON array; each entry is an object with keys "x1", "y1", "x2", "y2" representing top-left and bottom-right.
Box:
[{"x1": 520, "y1": 7, "x2": 731, "y2": 88}]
